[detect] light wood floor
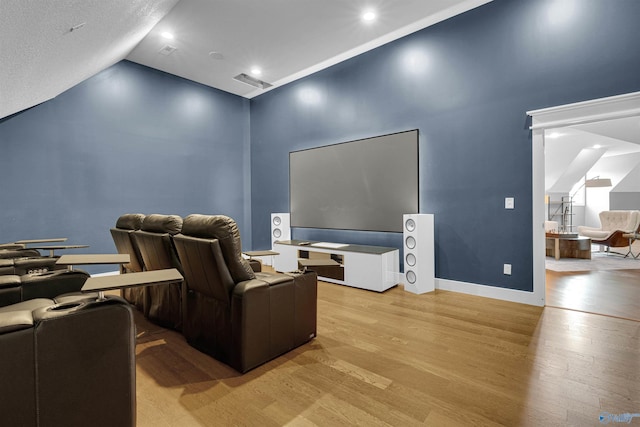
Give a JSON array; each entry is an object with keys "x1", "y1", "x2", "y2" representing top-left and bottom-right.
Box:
[
  {"x1": 133, "y1": 274, "x2": 640, "y2": 426},
  {"x1": 546, "y1": 268, "x2": 640, "y2": 321}
]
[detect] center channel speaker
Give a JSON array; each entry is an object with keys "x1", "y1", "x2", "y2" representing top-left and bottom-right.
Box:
[
  {"x1": 403, "y1": 214, "x2": 434, "y2": 294},
  {"x1": 271, "y1": 213, "x2": 291, "y2": 248}
]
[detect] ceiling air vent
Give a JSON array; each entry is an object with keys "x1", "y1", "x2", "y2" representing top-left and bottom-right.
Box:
[
  {"x1": 233, "y1": 73, "x2": 272, "y2": 89},
  {"x1": 158, "y1": 45, "x2": 177, "y2": 56}
]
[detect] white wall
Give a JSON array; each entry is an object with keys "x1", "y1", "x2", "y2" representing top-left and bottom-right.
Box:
[{"x1": 585, "y1": 187, "x2": 611, "y2": 227}]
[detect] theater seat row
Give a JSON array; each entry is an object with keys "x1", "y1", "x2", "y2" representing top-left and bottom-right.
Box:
[{"x1": 111, "y1": 213, "x2": 318, "y2": 373}]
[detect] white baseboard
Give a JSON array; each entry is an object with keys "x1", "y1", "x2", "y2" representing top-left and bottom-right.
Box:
[
  {"x1": 435, "y1": 278, "x2": 544, "y2": 306},
  {"x1": 395, "y1": 271, "x2": 543, "y2": 306}
]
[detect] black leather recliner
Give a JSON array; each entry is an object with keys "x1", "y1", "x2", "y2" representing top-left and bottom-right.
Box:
[
  {"x1": 110, "y1": 213, "x2": 146, "y2": 310},
  {"x1": 173, "y1": 214, "x2": 317, "y2": 373},
  {"x1": 132, "y1": 214, "x2": 185, "y2": 330},
  {"x1": 0, "y1": 295, "x2": 136, "y2": 427}
]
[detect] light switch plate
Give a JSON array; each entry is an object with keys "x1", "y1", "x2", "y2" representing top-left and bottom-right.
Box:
[{"x1": 505, "y1": 197, "x2": 515, "y2": 209}]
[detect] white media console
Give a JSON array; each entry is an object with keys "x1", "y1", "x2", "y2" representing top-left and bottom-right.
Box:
[{"x1": 273, "y1": 240, "x2": 399, "y2": 292}]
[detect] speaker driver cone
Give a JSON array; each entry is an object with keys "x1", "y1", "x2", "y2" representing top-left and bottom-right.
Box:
[
  {"x1": 406, "y1": 253, "x2": 416, "y2": 267},
  {"x1": 405, "y1": 218, "x2": 416, "y2": 232},
  {"x1": 406, "y1": 270, "x2": 417, "y2": 284},
  {"x1": 405, "y1": 236, "x2": 416, "y2": 250}
]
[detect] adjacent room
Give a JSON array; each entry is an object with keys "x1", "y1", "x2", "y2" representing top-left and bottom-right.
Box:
[
  {"x1": 543, "y1": 113, "x2": 640, "y2": 319},
  {"x1": 1, "y1": 0, "x2": 639, "y2": 426}
]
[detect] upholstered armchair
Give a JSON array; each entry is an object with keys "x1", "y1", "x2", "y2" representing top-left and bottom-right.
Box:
[
  {"x1": 173, "y1": 214, "x2": 317, "y2": 373},
  {"x1": 132, "y1": 214, "x2": 184, "y2": 330},
  {"x1": 578, "y1": 210, "x2": 640, "y2": 254},
  {"x1": 110, "y1": 213, "x2": 146, "y2": 310}
]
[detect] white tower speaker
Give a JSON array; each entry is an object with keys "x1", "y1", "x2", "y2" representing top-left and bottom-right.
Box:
[
  {"x1": 271, "y1": 213, "x2": 291, "y2": 248},
  {"x1": 403, "y1": 214, "x2": 435, "y2": 294}
]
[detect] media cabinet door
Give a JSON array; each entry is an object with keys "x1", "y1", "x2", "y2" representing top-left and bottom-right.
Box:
[{"x1": 343, "y1": 250, "x2": 398, "y2": 292}]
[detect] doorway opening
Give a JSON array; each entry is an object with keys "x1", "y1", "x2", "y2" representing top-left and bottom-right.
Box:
[{"x1": 528, "y1": 92, "x2": 640, "y2": 320}]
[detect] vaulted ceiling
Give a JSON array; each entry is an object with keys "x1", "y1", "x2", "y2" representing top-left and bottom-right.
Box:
[
  {"x1": 545, "y1": 115, "x2": 640, "y2": 194},
  {"x1": 1, "y1": 0, "x2": 491, "y2": 120}
]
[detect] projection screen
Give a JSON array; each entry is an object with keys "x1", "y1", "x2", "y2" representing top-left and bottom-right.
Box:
[{"x1": 289, "y1": 129, "x2": 419, "y2": 233}]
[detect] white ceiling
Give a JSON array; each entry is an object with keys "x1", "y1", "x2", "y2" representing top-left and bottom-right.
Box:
[
  {"x1": 0, "y1": 0, "x2": 180, "y2": 120},
  {"x1": 126, "y1": 0, "x2": 491, "y2": 98},
  {"x1": 1, "y1": 0, "x2": 490, "y2": 120}
]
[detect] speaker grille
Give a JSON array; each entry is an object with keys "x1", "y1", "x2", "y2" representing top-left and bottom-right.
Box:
[
  {"x1": 273, "y1": 229, "x2": 282, "y2": 238},
  {"x1": 273, "y1": 216, "x2": 281, "y2": 226}
]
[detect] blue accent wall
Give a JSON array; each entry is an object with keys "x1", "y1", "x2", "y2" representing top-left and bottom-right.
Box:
[
  {"x1": 0, "y1": 61, "x2": 250, "y2": 273},
  {"x1": 250, "y1": 0, "x2": 640, "y2": 291}
]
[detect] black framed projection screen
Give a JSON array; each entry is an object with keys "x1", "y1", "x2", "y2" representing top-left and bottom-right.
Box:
[{"x1": 289, "y1": 129, "x2": 419, "y2": 233}]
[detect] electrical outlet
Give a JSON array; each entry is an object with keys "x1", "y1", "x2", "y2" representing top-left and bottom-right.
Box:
[{"x1": 504, "y1": 263, "x2": 512, "y2": 275}]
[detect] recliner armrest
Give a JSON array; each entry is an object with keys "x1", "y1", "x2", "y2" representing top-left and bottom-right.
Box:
[
  {"x1": 233, "y1": 274, "x2": 294, "y2": 297},
  {"x1": 232, "y1": 278, "x2": 270, "y2": 297},
  {"x1": 0, "y1": 310, "x2": 34, "y2": 334},
  {"x1": 0, "y1": 275, "x2": 21, "y2": 290}
]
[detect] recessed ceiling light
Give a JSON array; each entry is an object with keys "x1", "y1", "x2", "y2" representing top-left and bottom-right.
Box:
[
  {"x1": 362, "y1": 10, "x2": 377, "y2": 22},
  {"x1": 209, "y1": 51, "x2": 224, "y2": 60},
  {"x1": 250, "y1": 67, "x2": 262, "y2": 76},
  {"x1": 548, "y1": 132, "x2": 561, "y2": 139},
  {"x1": 161, "y1": 32, "x2": 174, "y2": 40},
  {"x1": 593, "y1": 144, "x2": 601, "y2": 149}
]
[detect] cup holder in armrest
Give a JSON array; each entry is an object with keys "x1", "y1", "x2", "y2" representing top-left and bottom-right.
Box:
[
  {"x1": 47, "y1": 301, "x2": 87, "y2": 312},
  {"x1": 33, "y1": 300, "x2": 91, "y2": 322}
]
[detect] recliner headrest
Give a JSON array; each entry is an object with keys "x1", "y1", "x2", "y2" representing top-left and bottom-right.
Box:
[
  {"x1": 181, "y1": 214, "x2": 255, "y2": 282},
  {"x1": 115, "y1": 213, "x2": 145, "y2": 231},
  {"x1": 141, "y1": 214, "x2": 183, "y2": 235}
]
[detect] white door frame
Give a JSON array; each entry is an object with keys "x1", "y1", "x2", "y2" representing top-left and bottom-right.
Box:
[{"x1": 527, "y1": 91, "x2": 640, "y2": 307}]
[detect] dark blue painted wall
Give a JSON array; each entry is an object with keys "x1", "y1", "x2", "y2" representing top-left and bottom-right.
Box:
[
  {"x1": 250, "y1": 0, "x2": 640, "y2": 291},
  {"x1": 0, "y1": 61, "x2": 250, "y2": 273}
]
